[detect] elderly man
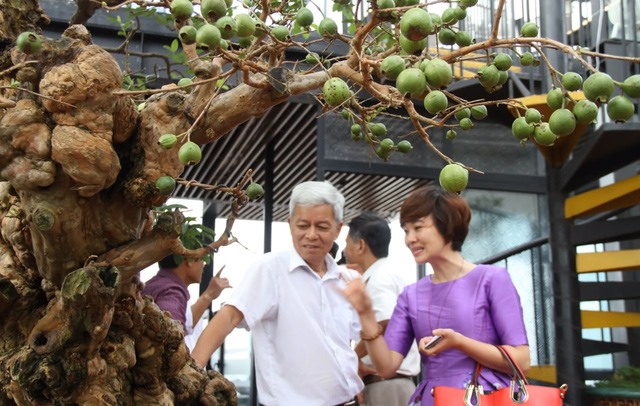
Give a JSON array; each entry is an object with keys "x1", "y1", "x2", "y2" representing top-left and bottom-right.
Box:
[{"x1": 191, "y1": 181, "x2": 362, "y2": 406}]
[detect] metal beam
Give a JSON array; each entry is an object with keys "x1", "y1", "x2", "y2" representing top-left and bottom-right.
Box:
[
  {"x1": 581, "y1": 282, "x2": 640, "y2": 301},
  {"x1": 570, "y1": 216, "x2": 640, "y2": 246},
  {"x1": 582, "y1": 339, "x2": 629, "y2": 357}
]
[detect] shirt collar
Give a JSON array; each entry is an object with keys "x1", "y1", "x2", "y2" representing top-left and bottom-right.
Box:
[
  {"x1": 288, "y1": 248, "x2": 340, "y2": 280},
  {"x1": 362, "y1": 257, "x2": 388, "y2": 283}
]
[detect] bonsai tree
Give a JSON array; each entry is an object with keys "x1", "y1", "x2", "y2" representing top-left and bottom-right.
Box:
[{"x1": 1, "y1": 0, "x2": 638, "y2": 404}]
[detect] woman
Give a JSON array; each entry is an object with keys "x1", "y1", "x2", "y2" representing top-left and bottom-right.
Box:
[{"x1": 343, "y1": 184, "x2": 530, "y2": 406}]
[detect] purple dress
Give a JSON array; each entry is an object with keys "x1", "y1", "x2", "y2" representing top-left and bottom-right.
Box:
[{"x1": 384, "y1": 264, "x2": 529, "y2": 406}]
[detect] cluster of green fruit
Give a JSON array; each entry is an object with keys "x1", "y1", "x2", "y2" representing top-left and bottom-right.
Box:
[
  {"x1": 154, "y1": 134, "x2": 202, "y2": 195},
  {"x1": 512, "y1": 72, "x2": 640, "y2": 146}
]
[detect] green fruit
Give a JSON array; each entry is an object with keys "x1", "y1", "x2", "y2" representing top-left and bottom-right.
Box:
[
  {"x1": 455, "y1": 31, "x2": 472, "y2": 47},
  {"x1": 351, "y1": 133, "x2": 362, "y2": 142},
  {"x1": 196, "y1": 24, "x2": 222, "y2": 51},
  {"x1": 534, "y1": 122, "x2": 557, "y2": 146},
  {"x1": 496, "y1": 70, "x2": 508, "y2": 87},
  {"x1": 16, "y1": 31, "x2": 41, "y2": 54},
  {"x1": 477, "y1": 64, "x2": 500, "y2": 88},
  {"x1": 170, "y1": 0, "x2": 194, "y2": 21},
  {"x1": 525, "y1": 108, "x2": 542, "y2": 123},
  {"x1": 562, "y1": 72, "x2": 583, "y2": 91},
  {"x1": 606, "y1": 95, "x2": 635, "y2": 122},
  {"x1": 306, "y1": 52, "x2": 321, "y2": 65},
  {"x1": 375, "y1": 146, "x2": 390, "y2": 161},
  {"x1": 446, "y1": 129, "x2": 457, "y2": 139},
  {"x1": 423, "y1": 58, "x2": 452, "y2": 89},
  {"x1": 216, "y1": 16, "x2": 237, "y2": 39},
  {"x1": 424, "y1": 90, "x2": 448, "y2": 114},
  {"x1": 155, "y1": 176, "x2": 177, "y2": 195},
  {"x1": 429, "y1": 13, "x2": 442, "y2": 28},
  {"x1": 572, "y1": 99, "x2": 599, "y2": 123},
  {"x1": 459, "y1": 117, "x2": 474, "y2": 130},
  {"x1": 454, "y1": 108, "x2": 471, "y2": 121},
  {"x1": 341, "y1": 109, "x2": 351, "y2": 120},
  {"x1": 323, "y1": 78, "x2": 351, "y2": 106},
  {"x1": 296, "y1": 7, "x2": 314, "y2": 27},
  {"x1": 238, "y1": 37, "x2": 252, "y2": 48},
  {"x1": 546, "y1": 88, "x2": 564, "y2": 109},
  {"x1": 201, "y1": 0, "x2": 227, "y2": 22},
  {"x1": 246, "y1": 183, "x2": 265, "y2": 200},
  {"x1": 400, "y1": 8, "x2": 433, "y2": 41},
  {"x1": 494, "y1": 53, "x2": 512, "y2": 71},
  {"x1": 379, "y1": 138, "x2": 394, "y2": 151},
  {"x1": 178, "y1": 141, "x2": 202, "y2": 165},
  {"x1": 470, "y1": 105, "x2": 488, "y2": 120},
  {"x1": 381, "y1": 55, "x2": 406, "y2": 81},
  {"x1": 376, "y1": 0, "x2": 395, "y2": 18},
  {"x1": 439, "y1": 163, "x2": 469, "y2": 193},
  {"x1": 399, "y1": 35, "x2": 426, "y2": 56},
  {"x1": 271, "y1": 25, "x2": 290, "y2": 41},
  {"x1": 548, "y1": 108, "x2": 576, "y2": 136},
  {"x1": 453, "y1": 7, "x2": 467, "y2": 20},
  {"x1": 441, "y1": 8, "x2": 458, "y2": 25},
  {"x1": 397, "y1": 140, "x2": 412, "y2": 153},
  {"x1": 583, "y1": 72, "x2": 615, "y2": 103},
  {"x1": 521, "y1": 22, "x2": 538, "y2": 37},
  {"x1": 235, "y1": 14, "x2": 256, "y2": 37},
  {"x1": 511, "y1": 117, "x2": 534, "y2": 140},
  {"x1": 460, "y1": 0, "x2": 478, "y2": 6},
  {"x1": 219, "y1": 39, "x2": 228, "y2": 50},
  {"x1": 158, "y1": 133, "x2": 178, "y2": 149},
  {"x1": 318, "y1": 17, "x2": 338, "y2": 37},
  {"x1": 622, "y1": 74, "x2": 640, "y2": 98},
  {"x1": 396, "y1": 68, "x2": 427, "y2": 98},
  {"x1": 438, "y1": 28, "x2": 456, "y2": 45},
  {"x1": 351, "y1": 124, "x2": 362, "y2": 135},
  {"x1": 370, "y1": 123, "x2": 388, "y2": 137},
  {"x1": 520, "y1": 52, "x2": 534, "y2": 66},
  {"x1": 177, "y1": 77, "x2": 193, "y2": 91},
  {"x1": 179, "y1": 25, "x2": 197, "y2": 45}
]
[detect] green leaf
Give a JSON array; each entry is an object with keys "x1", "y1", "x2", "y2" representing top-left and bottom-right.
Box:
[{"x1": 170, "y1": 39, "x2": 179, "y2": 53}]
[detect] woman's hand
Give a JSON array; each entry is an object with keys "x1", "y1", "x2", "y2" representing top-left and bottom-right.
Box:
[
  {"x1": 418, "y1": 328, "x2": 462, "y2": 356},
  {"x1": 340, "y1": 278, "x2": 374, "y2": 315}
]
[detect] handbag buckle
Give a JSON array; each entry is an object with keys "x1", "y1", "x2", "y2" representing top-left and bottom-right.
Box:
[
  {"x1": 463, "y1": 384, "x2": 482, "y2": 406},
  {"x1": 510, "y1": 378, "x2": 529, "y2": 404}
]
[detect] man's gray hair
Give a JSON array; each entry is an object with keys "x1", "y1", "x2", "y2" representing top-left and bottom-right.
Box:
[{"x1": 289, "y1": 181, "x2": 345, "y2": 224}]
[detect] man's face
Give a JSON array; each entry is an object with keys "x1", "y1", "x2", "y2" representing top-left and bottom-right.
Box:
[
  {"x1": 185, "y1": 259, "x2": 205, "y2": 285},
  {"x1": 343, "y1": 234, "x2": 360, "y2": 266},
  {"x1": 289, "y1": 204, "x2": 342, "y2": 269}
]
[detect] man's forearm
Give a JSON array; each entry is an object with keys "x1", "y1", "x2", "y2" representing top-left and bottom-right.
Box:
[
  {"x1": 190, "y1": 292, "x2": 214, "y2": 326},
  {"x1": 191, "y1": 304, "x2": 244, "y2": 368}
]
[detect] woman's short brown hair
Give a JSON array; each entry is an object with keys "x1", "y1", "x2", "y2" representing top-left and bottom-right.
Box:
[{"x1": 399, "y1": 184, "x2": 471, "y2": 251}]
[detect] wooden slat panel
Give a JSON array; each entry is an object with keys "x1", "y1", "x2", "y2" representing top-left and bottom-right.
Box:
[
  {"x1": 581, "y1": 310, "x2": 640, "y2": 329},
  {"x1": 576, "y1": 249, "x2": 640, "y2": 273},
  {"x1": 565, "y1": 174, "x2": 640, "y2": 219}
]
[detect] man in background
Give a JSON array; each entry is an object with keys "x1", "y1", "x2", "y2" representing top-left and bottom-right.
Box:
[{"x1": 344, "y1": 213, "x2": 420, "y2": 406}]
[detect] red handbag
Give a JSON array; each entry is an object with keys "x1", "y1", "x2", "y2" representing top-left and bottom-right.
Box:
[{"x1": 432, "y1": 345, "x2": 568, "y2": 406}]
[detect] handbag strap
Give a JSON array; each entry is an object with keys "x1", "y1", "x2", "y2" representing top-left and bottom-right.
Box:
[{"x1": 495, "y1": 345, "x2": 529, "y2": 384}]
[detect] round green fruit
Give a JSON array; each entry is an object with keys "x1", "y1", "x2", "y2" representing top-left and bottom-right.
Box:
[
  {"x1": 438, "y1": 28, "x2": 457, "y2": 46},
  {"x1": 496, "y1": 70, "x2": 508, "y2": 87},
  {"x1": 369, "y1": 123, "x2": 388, "y2": 137},
  {"x1": 548, "y1": 108, "x2": 576, "y2": 136},
  {"x1": 439, "y1": 163, "x2": 469, "y2": 193},
  {"x1": 379, "y1": 138, "x2": 394, "y2": 151},
  {"x1": 562, "y1": 72, "x2": 583, "y2": 92},
  {"x1": 441, "y1": 8, "x2": 458, "y2": 25},
  {"x1": 400, "y1": 8, "x2": 433, "y2": 41},
  {"x1": 429, "y1": 13, "x2": 442, "y2": 28},
  {"x1": 238, "y1": 37, "x2": 252, "y2": 48},
  {"x1": 235, "y1": 14, "x2": 256, "y2": 37},
  {"x1": 178, "y1": 141, "x2": 202, "y2": 165},
  {"x1": 521, "y1": 22, "x2": 538, "y2": 37},
  {"x1": 201, "y1": 0, "x2": 227, "y2": 22},
  {"x1": 341, "y1": 109, "x2": 351, "y2": 120},
  {"x1": 196, "y1": 24, "x2": 222, "y2": 51},
  {"x1": 460, "y1": 0, "x2": 478, "y2": 6},
  {"x1": 399, "y1": 35, "x2": 426, "y2": 56},
  {"x1": 179, "y1": 25, "x2": 197, "y2": 45},
  {"x1": 396, "y1": 68, "x2": 427, "y2": 98},
  {"x1": 546, "y1": 88, "x2": 564, "y2": 109},
  {"x1": 375, "y1": 146, "x2": 390, "y2": 161},
  {"x1": 170, "y1": 0, "x2": 194, "y2": 21},
  {"x1": 519, "y1": 52, "x2": 534, "y2": 66},
  {"x1": 216, "y1": 16, "x2": 237, "y2": 39},
  {"x1": 296, "y1": 7, "x2": 314, "y2": 27},
  {"x1": 477, "y1": 64, "x2": 500, "y2": 88},
  {"x1": 155, "y1": 176, "x2": 176, "y2": 195},
  {"x1": 376, "y1": 0, "x2": 395, "y2": 18},
  {"x1": 606, "y1": 95, "x2": 635, "y2": 122},
  {"x1": 583, "y1": 72, "x2": 614, "y2": 103},
  {"x1": 158, "y1": 133, "x2": 178, "y2": 149},
  {"x1": 397, "y1": 140, "x2": 412, "y2": 153},
  {"x1": 423, "y1": 58, "x2": 452, "y2": 89},
  {"x1": 177, "y1": 77, "x2": 193, "y2": 90},
  {"x1": 622, "y1": 74, "x2": 640, "y2": 98},
  {"x1": 455, "y1": 31, "x2": 472, "y2": 47},
  {"x1": 306, "y1": 52, "x2": 321, "y2": 65},
  {"x1": 525, "y1": 108, "x2": 542, "y2": 123},
  {"x1": 494, "y1": 53, "x2": 512, "y2": 71},
  {"x1": 318, "y1": 17, "x2": 338, "y2": 37},
  {"x1": 424, "y1": 90, "x2": 448, "y2": 115},
  {"x1": 572, "y1": 99, "x2": 599, "y2": 123},
  {"x1": 470, "y1": 105, "x2": 488, "y2": 120},
  {"x1": 511, "y1": 117, "x2": 534, "y2": 140},
  {"x1": 453, "y1": 7, "x2": 467, "y2": 20},
  {"x1": 351, "y1": 124, "x2": 362, "y2": 135},
  {"x1": 16, "y1": 31, "x2": 41, "y2": 54},
  {"x1": 454, "y1": 108, "x2": 471, "y2": 121},
  {"x1": 534, "y1": 122, "x2": 557, "y2": 146},
  {"x1": 381, "y1": 55, "x2": 406, "y2": 81},
  {"x1": 271, "y1": 25, "x2": 290, "y2": 41},
  {"x1": 459, "y1": 117, "x2": 474, "y2": 130},
  {"x1": 446, "y1": 129, "x2": 457, "y2": 140},
  {"x1": 323, "y1": 78, "x2": 351, "y2": 107},
  {"x1": 246, "y1": 183, "x2": 265, "y2": 200}
]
